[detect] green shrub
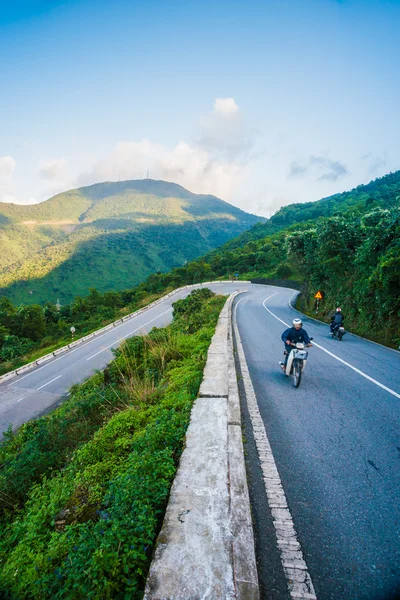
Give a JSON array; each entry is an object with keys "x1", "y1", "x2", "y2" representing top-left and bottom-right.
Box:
[{"x1": 0, "y1": 291, "x2": 225, "y2": 599}]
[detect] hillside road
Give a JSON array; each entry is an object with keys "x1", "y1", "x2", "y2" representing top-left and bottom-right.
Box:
[
  {"x1": 234, "y1": 285, "x2": 400, "y2": 600},
  {"x1": 1, "y1": 282, "x2": 399, "y2": 599}
]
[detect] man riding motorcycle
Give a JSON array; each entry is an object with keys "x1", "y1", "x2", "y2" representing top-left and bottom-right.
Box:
[
  {"x1": 330, "y1": 307, "x2": 344, "y2": 335},
  {"x1": 280, "y1": 318, "x2": 312, "y2": 370}
]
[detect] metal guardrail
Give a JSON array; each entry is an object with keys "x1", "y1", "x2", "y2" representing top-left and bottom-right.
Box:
[{"x1": 0, "y1": 281, "x2": 251, "y2": 386}]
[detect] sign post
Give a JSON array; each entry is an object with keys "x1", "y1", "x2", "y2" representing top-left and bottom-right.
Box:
[
  {"x1": 70, "y1": 326, "x2": 76, "y2": 340},
  {"x1": 314, "y1": 290, "x2": 323, "y2": 314}
]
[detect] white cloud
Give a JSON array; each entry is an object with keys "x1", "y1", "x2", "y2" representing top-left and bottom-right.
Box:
[
  {"x1": 76, "y1": 138, "x2": 247, "y2": 200},
  {"x1": 1, "y1": 194, "x2": 18, "y2": 204},
  {"x1": 39, "y1": 158, "x2": 69, "y2": 182},
  {"x1": 75, "y1": 98, "x2": 259, "y2": 202},
  {"x1": 198, "y1": 97, "x2": 257, "y2": 162},
  {"x1": 214, "y1": 98, "x2": 239, "y2": 117},
  {"x1": 0, "y1": 156, "x2": 16, "y2": 184},
  {"x1": 0, "y1": 156, "x2": 18, "y2": 204},
  {"x1": 0, "y1": 194, "x2": 38, "y2": 205}
]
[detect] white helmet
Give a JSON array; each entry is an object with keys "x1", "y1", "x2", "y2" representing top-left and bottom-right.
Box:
[{"x1": 292, "y1": 318, "x2": 302, "y2": 327}]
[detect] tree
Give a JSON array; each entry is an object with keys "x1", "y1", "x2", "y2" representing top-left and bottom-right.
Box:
[{"x1": 15, "y1": 305, "x2": 46, "y2": 342}]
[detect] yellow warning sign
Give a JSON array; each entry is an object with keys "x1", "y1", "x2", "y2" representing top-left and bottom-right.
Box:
[{"x1": 314, "y1": 291, "x2": 323, "y2": 299}]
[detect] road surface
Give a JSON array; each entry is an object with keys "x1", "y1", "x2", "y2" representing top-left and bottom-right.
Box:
[
  {"x1": 234, "y1": 285, "x2": 400, "y2": 600},
  {"x1": 1, "y1": 282, "x2": 399, "y2": 599}
]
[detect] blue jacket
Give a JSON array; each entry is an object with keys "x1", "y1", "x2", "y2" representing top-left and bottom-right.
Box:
[
  {"x1": 332, "y1": 312, "x2": 344, "y2": 325},
  {"x1": 281, "y1": 327, "x2": 310, "y2": 345}
]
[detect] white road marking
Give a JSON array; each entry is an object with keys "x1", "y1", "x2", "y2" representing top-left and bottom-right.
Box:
[
  {"x1": 37, "y1": 375, "x2": 61, "y2": 390},
  {"x1": 234, "y1": 298, "x2": 317, "y2": 599},
  {"x1": 86, "y1": 309, "x2": 172, "y2": 361},
  {"x1": 288, "y1": 290, "x2": 298, "y2": 309},
  {"x1": 16, "y1": 397, "x2": 24, "y2": 403},
  {"x1": 7, "y1": 308, "x2": 173, "y2": 385},
  {"x1": 262, "y1": 295, "x2": 400, "y2": 400}
]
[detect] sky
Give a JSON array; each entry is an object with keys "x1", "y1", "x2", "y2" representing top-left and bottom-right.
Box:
[{"x1": 0, "y1": 0, "x2": 399, "y2": 217}]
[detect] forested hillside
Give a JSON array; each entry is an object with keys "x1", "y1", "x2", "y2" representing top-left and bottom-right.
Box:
[
  {"x1": 0, "y1": 171, "x2": 399, "y2": 376},
  {"x1": 0, "y1": 289, "x2": 225, "y2": 597},
  {"x1": 0, "y1": 179, "x2": 262, "y2": 304},
  {"x1": 137, "y1": 170, "x2": 400, "y2": 347}
]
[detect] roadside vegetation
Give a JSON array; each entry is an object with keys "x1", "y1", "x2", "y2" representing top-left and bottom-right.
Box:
[
  {"x1": 139, "y1": 172, "x2": 400, "y2": 348},
  {"x1": 0, "y1": 288, "x2": 224, "y2": 599},
  {"x1": 0, "y1": 170, "x2": 399, "y2": 377}
]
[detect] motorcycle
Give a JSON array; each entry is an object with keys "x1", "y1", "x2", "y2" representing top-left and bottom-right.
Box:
[
  {"x1": 331, "y1": 325, "x2": 346, "y2": 341},
  {"x1": 280, "y1": 339, "x2": 313, "y2": 388}
]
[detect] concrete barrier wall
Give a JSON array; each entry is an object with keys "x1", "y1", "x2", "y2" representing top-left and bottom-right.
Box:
[
  {"x1": 53, "y1": 347, "x2": 68, "y2": 357},
  {"x1": 0, "y1": 281, "x2": 251, "y2": 386},
  {"x1": 144, "y1": 291, "x2": 259, "y2": 600}
]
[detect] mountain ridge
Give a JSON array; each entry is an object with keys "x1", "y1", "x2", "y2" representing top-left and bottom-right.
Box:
[{"x1": 0, "y1": 179, "x2": 263, "y2": 304}]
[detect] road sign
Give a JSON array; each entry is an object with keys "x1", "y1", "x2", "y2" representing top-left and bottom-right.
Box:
[
  {"x1": 314, "y1": 291, "x2": 323, "y2": 300},
  {"x1": 70, "y1": 327, "x2": 76, "y2": 333}
]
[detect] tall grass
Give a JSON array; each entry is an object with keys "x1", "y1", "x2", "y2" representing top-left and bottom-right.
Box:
[{"x1": 0, "y1": 289, "x2": 226, "y2": 599}]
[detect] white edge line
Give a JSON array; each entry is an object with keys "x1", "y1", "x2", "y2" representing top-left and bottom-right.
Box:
[
  {"x1": 9, "y1": 308, "x2": 173, "y2": 383},
  {"x1": 234, "y1": 296, "x2": 317, "y2": 600},
  {"x1": 37, "y1": 375, "x2": 61, "y2": 391},
  {"x1": 86, "y1": 309, "x2": 172, "y2": 361},
  {"x1": 288, "y1": 290, "x2": 400, "y2": 356},
  {"x1": 262, "y1": 296, "x2": 400, "y2": 400}
]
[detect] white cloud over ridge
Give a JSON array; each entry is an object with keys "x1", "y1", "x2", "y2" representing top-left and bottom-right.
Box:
[
  {"x1": 4, "y1": 98, "x2": 392, "y2": 215},
  {"x1": 1, "y1": 195, "x2": 37, "y2": 205},
  {"x1": 39, "y1": 158, "x2": 69, "y2": 182},
  {"x1": 0, "y1": 155, "x2": 17, "y2": 204},
  {"x1": 76, "y1": 98, "x2": 252, "y2": 200},
  {"x1": 76, "y1": 138, "x2": 247, "y2": 200},
  {"x1": 0, "y1": 156, "x2": 16, "y2": 182}
]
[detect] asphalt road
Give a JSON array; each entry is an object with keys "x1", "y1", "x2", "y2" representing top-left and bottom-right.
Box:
[
  {"x1": 0, "y1": 282, "x2": 246, "y2": 433},
  {"x1": 1, "y1": 282, "x2": 399, "y2": 599},
  {"x1": 234, "y1": 285, "x2": 400, "y2": 600}
]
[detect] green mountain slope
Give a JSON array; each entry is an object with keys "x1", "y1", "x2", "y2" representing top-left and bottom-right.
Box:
[
  {"x1": 0, "y1": 170, "x2": 398, "y2": 375},
  {"x1": 0, "y1": 180, "x2": 262, "y2": 304},
  {"x1": 217, "y1": 170, "x2": 400, "y2": 252},
  {"x1": 138, "y1": 170, "x2": 400, "y2": 347}
]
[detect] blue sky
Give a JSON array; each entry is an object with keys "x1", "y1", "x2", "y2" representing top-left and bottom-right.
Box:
[{"x1": 0, "y1": 0, "x2": 399, "y2": 215}]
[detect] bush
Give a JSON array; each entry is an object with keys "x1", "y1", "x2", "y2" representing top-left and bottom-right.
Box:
[
  {"x1": 0, "y1": 292, "x2": 226, "y2": 599},
  {"x1": 0, "y1": 335, "x2": 35, "y2": 361}
]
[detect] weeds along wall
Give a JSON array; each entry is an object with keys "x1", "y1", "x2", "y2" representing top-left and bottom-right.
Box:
[{"x1": 0, "y1": 287, "x2": 224, "y2": 600}]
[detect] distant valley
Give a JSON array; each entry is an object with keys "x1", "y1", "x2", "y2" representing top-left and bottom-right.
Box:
[{"x1": 0, "y1": 179, "x2": 263, "y2": 304}]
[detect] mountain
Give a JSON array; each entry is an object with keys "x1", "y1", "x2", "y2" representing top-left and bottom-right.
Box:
[
  {"x1": 136, "y1": 170, "x2": 400, "y2": 347},
  {"x1": 214, "y1": 170, "x2": 400, "y2": 252},
  {"x1": 0, "y1": 179, "x2": 263, "y2": 304}
]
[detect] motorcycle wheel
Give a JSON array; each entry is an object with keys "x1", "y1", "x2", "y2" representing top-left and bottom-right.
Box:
[{"x1": 293, "y1": 360, "x2": 302, "y2": 388}]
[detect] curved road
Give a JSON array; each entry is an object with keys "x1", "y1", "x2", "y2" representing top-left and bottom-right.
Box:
[
  {"x1": 234, "y1": 285, "x2": 400, "y2": 600},
  {"x1": 0, "y1": 283, "x2": 244, "y2": 433},
  {"x1": 0, "y1": 282, "x2": 399, "y2": 599}
]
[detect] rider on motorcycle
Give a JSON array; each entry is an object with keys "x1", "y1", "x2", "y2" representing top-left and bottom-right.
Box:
[
  {"x1": 280, "y1": 318, "x2": 312, "y2": 370},
  {"x1": 330, "y1": 307, "x2": 344, "y2": 334}
]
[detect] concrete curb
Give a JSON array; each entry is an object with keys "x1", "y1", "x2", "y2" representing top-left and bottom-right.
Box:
[
  {"x1": 0, "y1": 280, "x2": 251, "y2": 386},
  {"x1": 144, "y1": 292, "x2": 259, "y2": 599}
]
